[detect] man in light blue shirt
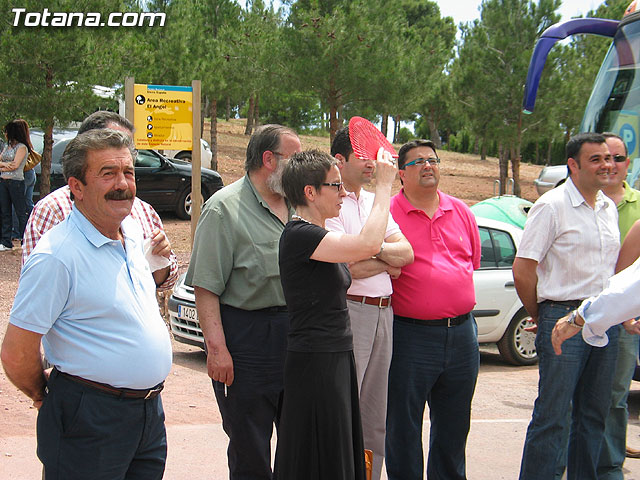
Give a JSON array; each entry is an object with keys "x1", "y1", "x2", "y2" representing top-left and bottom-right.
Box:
[{"x1": 0, "y1": 129, "x2": 172, "y2": 480}]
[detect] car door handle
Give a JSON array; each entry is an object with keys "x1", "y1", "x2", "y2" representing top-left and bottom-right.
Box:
[{"x1": 505, "y1": 281, "x2": 515, "y2": 288}]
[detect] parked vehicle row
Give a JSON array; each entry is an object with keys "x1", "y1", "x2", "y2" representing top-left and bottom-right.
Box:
[{"x1": 30, "y1": 130, "x2": 223, "y2": 219}]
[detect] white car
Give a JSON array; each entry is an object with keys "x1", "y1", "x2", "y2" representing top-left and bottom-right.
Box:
[
  {"x1": 162, "y1": 138, "x2": 215, "y2": 171},
  {"x1": 169, "y1": 217, "x2": 536, "y2": 366},
  {"x1": 473, "y1": 216, "x2": 536, "y2": 365}
]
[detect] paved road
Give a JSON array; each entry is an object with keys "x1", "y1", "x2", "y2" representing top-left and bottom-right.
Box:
[{"x1": 3, "y1": 345, "x2": 640, "y2": 479}]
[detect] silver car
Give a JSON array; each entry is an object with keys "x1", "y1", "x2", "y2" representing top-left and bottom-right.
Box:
[{"x1": 534, "y1": 165, "x2": 568, "y2": 195}]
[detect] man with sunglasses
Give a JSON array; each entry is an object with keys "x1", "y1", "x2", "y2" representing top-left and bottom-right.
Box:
[
  {"x1": 598, "y1": 132, "x2": 640, "y2": 474},
  {"x1": 385, "y1": 139, "x2": 481, "y2": 480},
  {"x1": 186, "y1": 124, "x2": 301, "y2": 480},
  {"x1": 325, "y1": 127, "x2": 413, "y2": 480},
  {"x1": 515, "y1": 133, "x2": 620, "y2": 480}
]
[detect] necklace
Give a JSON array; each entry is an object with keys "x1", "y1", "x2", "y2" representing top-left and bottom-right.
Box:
[{"x1": 292, "y1": 214, "x2": 314, "y2": 224}]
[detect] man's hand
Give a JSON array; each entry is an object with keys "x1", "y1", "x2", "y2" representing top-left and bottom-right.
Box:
[
  {"x1": 551, "y1": 313, "x2": 582, "y2": 355},
  {"x1": 524, "y1": 316, "x2": 538, "y2": 334},
  {"x1": 150, "y1": 228, "x2": 171, "y2": 258},
  {"x1": 386, "y1": 265, "x2": 402, "y2": 279},
  {"x1": 623, "y1": 318, "x2": 640, "y2": 335},
  {"x1": 206, "y1": 344, "x2": 234, "y2": 386}
]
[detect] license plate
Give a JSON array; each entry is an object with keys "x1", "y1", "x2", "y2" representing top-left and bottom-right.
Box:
[{"x1": 177, "y1": 305, "x2": 198, "y2": 321}]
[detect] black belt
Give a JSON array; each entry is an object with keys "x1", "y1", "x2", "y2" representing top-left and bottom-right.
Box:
[
  {"x1": 254, "y1": 305, "x2": 288, "y2": 313},
  {"x1": 395, "y1": 312, "x2": 471, "y2": 327},
  {"x1": 541, "y1": 300, "x2": 583, "y2": 308},
  {"x1": 55, "y1": 369, "x2": 164, "y2": 400}
]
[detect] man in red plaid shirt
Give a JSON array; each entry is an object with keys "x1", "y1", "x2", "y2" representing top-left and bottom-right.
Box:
[{"x1": 22, "y1": 111, "x2": 178, "y2": 290}]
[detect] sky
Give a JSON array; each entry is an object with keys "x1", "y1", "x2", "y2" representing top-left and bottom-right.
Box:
[{"x1": 435, "y1": 0, "x2": 607, "y2": 26}]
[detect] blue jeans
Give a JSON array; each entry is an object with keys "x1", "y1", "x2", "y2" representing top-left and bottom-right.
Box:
[
  {"x1": 386, "y1": 315, "x2": 479, "y2": 480},
  {"x1": 37, "y1": 368, "x2": 167, "y2": 479},
  {"x1": 0, "y1": 178, "x2": 26, "y2": 247},
  {"x1": 11, "y1": 168, "x2": 35, "y2": 238},
  {"x1": 519, "y1": 301, "x2": 618, "y2": 480},
  {"x1": 597, "y1": 326, "x2": 639, "y2": 479}
]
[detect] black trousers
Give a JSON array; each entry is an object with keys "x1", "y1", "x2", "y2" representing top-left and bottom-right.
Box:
[
  {"x1": 37, "y1": 368, "x2": 167, "y2": 480},
  {"x1": 213, "y1": 305, "x2": 289, "y2": 480}
]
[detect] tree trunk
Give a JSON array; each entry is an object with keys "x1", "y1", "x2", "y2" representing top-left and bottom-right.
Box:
[
  {"x1": 329, "y1": 102, "x2": 339, "y2": 144},
  {"x1": 253, "y1": 93, "x2": 260, "y2": 128},
  {"x1": 513, "y1": 112, "x2": 522, "y2": 197},
  {"x1": 210, "y1": 99, "x2": 218, "y2": 171},
  {"x1": 427, "y1": 114, "x2": 441, "y2": 148},
  {"x1": 547, "y1": 140, "x2": 553, "y2": 165},
  {"x1": 498, "y1": 143, "x2": 508, "y2": 196},
  {"x1": 481, "y1": 141, "x2": 487, "y2": 161},
  {"x1": 381, "y1": 114, "x2": 388, "y2": 138},
  {"x1": 200, "y1": 95, "x2": 208, "y2": 136},
  {"x1": 511, "y1": 144, "x2": 521, "y2": 197},
  {"x1": 244, "y1": 94, "x2": 255, "y2": 135},
  {"x1": 41, "y1": 68, "x2": 55, "y2": 196},
  {"x1": 393, "y1": 116, "x2": 401, "y2": 143},
  {"x1": 41, "y1": 118, "x2": 54, "y2": 196},
  {"x1": 328, "y1": 76, "x2": 342, "y2": 142},
  {"x1": 473, "y1": 137, "x2": 479, "y2": 155},
  {"x1": 225, "y1": 97, "x2": 231, "y2": 121}
]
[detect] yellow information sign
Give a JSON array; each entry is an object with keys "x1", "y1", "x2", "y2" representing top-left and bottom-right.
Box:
[{"x1": 133, "y1": 84, "x2": 193, "y2": 150}]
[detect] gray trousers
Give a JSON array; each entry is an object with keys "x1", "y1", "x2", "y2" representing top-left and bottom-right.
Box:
[{"x1": 347, "y1": 300, "x2": 394, "y2": 480}]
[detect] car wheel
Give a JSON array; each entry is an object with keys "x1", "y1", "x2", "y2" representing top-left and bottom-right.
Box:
[
  {"x1": 175, "y1": 151, "x2": 192, "y2": 162},
  {"x1": 497, "y1": 309, "x2": 538, "y2": 366},
  {"x1": 176, "y1": 188, "x2": 192, "y2": 220}
]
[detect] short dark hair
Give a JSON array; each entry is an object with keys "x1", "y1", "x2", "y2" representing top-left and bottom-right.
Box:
[
  {"x1": 79, "y1": 111, "x2": 134, "y2": 135},
  {"x1": 331, "y1": 126, "x2": 353, "y2": 159},
  {"x1": 62, "y1": 129, "x2": 136, "y2": 184},
  {"x1": 566, "y1": 132, "x2": 606, "y2": 163},
  {"x1": 245, "y1": 124, "x2": 297, "y2": 173},
  {"x1": 398, "y1": 139, "x2": 437, "y2": 169},
  {"x1": 282, "y1": 150, "x2": 336, "y2": 208},
  {"x1": 602, "y1": 132, "x2": 628, "y2": 157}
]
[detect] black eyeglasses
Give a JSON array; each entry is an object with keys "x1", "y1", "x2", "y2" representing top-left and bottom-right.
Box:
[
  {"x1": 613, "y1": 155, "x2": 627, "y2": 163},
  {"x1": 321, "y1": 182, "x2": 344, "y2": 191},
  {"x1": 401, "y1": 157, "x2": 440, "y2": 169}
]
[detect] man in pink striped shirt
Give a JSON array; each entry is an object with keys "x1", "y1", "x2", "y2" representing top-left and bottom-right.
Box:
[
  {"x1": 22, "y1": 112, "x2": 177, "y2": 290},
  {"x1": 385, "y1": 139, "x2": 481, "y2": 480}
]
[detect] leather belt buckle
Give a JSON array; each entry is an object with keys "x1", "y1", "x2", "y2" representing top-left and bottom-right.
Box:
[{"x1": 447, "y1": 317, "x2": 452, "y2": 328}]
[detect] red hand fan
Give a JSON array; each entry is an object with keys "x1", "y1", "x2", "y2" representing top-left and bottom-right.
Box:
[{"x1": 348, "y1": 116, "x2": 398, "y2": 160}]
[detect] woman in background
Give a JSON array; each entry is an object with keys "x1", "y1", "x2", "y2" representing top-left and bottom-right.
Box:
[
  {"x1": 275, "y1": 148, "x2": 396, "y2": 480},
  {"x1": 0, "y1": 119, "x2": 31, "y2": 251}
]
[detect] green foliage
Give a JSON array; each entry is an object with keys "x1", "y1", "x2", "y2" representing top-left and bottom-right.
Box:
[{"x1": 396, "y1": 127, "x2": 415, "y2": 144}]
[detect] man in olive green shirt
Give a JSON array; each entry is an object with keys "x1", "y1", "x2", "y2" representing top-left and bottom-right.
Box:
[
  {"x1": 599, "y1": 132, "x2": 640, "y2": 477},
  {"x1": 186, "y1": 124, "x2": 301, "y2": 480}
]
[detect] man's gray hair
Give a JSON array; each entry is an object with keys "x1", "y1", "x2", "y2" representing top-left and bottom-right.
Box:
[
  {"x1": 245, "y1": 124, "x2": 297, "y2": 173},
  {"x1": 62, "y1": 129, "x2": 136, "y2": 184},
  {"x1": 79, "y1": 111, "x2": 134, "y2": 135}
]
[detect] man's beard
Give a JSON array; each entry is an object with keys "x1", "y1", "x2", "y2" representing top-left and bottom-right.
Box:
[{"x1": 266, "y1": 157, "x2": 286, "y2": 195}]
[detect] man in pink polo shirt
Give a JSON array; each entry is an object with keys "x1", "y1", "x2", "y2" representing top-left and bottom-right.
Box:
[
  {"x1": 386, "y1": 139, "x2": 481, "y2": 480},
  {"x1": 325, "y1": 127, "x2": 413, "y2": 480}
]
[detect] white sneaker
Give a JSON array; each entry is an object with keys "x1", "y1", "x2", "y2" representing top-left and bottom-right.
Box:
[{"x1": 0, "y1": 244, "x2": 12, "y2": 252}]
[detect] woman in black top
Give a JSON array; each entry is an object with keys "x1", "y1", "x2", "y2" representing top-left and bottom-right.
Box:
[{"x1": 275, "y1": 149, "x2": 396, "y2": 480}]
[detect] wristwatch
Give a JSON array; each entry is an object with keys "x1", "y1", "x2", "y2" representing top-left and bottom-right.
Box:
[{"x1": 566, "y1": 310, "x2": 583, "y2": 329}]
